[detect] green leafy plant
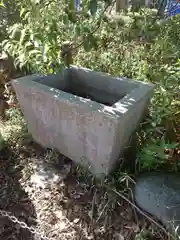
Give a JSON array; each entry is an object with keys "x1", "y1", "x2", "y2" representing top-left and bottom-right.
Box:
[
  {"x1": 0, "y1": 131, "x2": 4, "y2": 151},
  {"x1": 137, "y1": 138, "x2": 179, "y2": 171},
  {"x1": 1, "y1": 2, "x2": 180, "y2": 172},
  {"x1": 2, "y1": 0, "x2": 109, "y2": 72},
  {"x1": 0, "y1": 0, "x2": 5, "y2": 7}
]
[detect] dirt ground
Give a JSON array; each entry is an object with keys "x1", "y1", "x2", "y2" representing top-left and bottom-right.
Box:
[
  {"x1": 0, "y1": 134, "x2": 168, "y2": 240},
  {"x1": 0, "y1": 62, "x2": 173, "y2": 240}
]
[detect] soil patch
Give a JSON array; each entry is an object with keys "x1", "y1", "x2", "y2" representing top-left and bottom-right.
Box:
[{"x1": 0, "y1": 139, "x2": 168, "y2": 240}]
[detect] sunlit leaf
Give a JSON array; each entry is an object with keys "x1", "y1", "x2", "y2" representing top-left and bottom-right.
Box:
[
  {"x1": 83, "y1": 38, "x2": 92, "y2": 52},
  {"x1": 20, "y1": 7, "x2": 26, "y2": 17},
  {"x1": 9, "y1": 23, "x2": 22, "y2": 39},
  {"x1": 63, "y1": 15, "x2": 69, "y2": 24},
  {"x1": 64, "y1": 6, "x2": 77, "y2": 23},
  {"x1": 88, "y1": 34, "x2": 98, "y2": 50},
  {"x1": 32, "y1": 0, "x2": 41, "y2": 4},
  {"x1": 68, "y1": 0, "x2": 75, "y2": 11},
  {"x1": 28, "y1": 49, "x2": 42, "y2": 58},
  {"x1": 19, "y1": 28, "x2": 29, "y2": 45},
  {"x1": 88, "y1": 0, "x2": 97, "y2": 15},
  {"x1": 68, "y1": 12, "x2": 77, "y2": 23},
  {"x1": 0, "y1": 0, "x2": 5, "y2": 7},
  {"x1": 75, "y1": 25, "x2": 81, "y2": 36}
]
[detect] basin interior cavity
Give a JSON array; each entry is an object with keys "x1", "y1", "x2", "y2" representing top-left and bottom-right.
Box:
[{"x1": 33, "y1": 67, "x2": 139, "y2": 107}]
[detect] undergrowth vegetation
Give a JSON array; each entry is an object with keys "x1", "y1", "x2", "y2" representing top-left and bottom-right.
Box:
[
  {"x1": 0, "y1": 2, "x2": 180, "y2": 239},
  {"x1": 1, "y1": 0, "x2": 180, "y2": 172}
]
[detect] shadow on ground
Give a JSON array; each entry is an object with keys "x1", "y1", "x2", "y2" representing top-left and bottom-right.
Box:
[
  {"x1": 0, "y1": 145, "x2": 37, "y2": 240},
  {"x1": 18, "y1": 138, "x2": 167, "y2": 240},
  {"x1": 0, "y1": 118, "x2": 168, "y2": 240},
  {"x1": 15, "y1": 137, "x2": 137, "y2": 239}
]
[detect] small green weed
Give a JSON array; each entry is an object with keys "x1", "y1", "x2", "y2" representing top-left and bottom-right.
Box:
[
  {"x1": 137, "y1": 138, "x2": 179, "y2": 171},
  {"x1": 0, "y1": 107, "x2": 27, "y2": 145}
]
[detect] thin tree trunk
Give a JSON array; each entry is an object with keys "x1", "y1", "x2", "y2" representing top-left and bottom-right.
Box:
[
  {"x1": 158, "y1": 0, "x2": 167, "y2": 17},
  {"x1": 132, "y1": 0, "x2": 145, "y2": 11},
  {"x1": 116, "y1": 0, "x2": 128, "y2": 12}
]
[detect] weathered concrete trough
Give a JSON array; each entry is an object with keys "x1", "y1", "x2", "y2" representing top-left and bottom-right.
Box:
[{"x1": 12, "y1": 66, "x2": 155, "y2": 176}]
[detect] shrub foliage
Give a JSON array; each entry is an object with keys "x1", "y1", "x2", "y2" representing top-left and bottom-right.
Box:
[{"x1": 1, "y1": 0, "x2": 180, "y2": 171}]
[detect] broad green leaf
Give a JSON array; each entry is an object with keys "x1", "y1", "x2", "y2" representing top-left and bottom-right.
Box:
[
  {"x1": 65, "y1": 0, "x2": 75, "y2": 11},
  {"x1": 9, "y1": 23, "x2": 22, "y2": 38},
  {"x1": 2, "y1": 40, "x2": 9, "y2": 48},
  {"x1": 20, "y1": 7, "x2": 27, "y2": 17},
  {"x1": 88, "y1": 34, "x2": 98, "y2": 50},
  {"x1": 83, "y1": 38, "x2": 92, "y2": 52},
  {"x1": 19, "y1": 28, "x2": 28, "y2": 45},
  {"x1": 165, "y1": 142, "x2": 179, "y2": 149},
  {"x1": 28, "y1": 49, "x2": 42, "y2": 57},
  {"x1": 2, "y1": 42, "x2": 12, "y2": 52},
  {"x1": 88, "y1": 0, "x2": 97, "y2": 15},
  {"x1": 32, "y1": 0, "x2": 41, "y2": 4},
  {"x1": 0, "y1": 0, "x2": 5, "y2": 7},
  {"x1": 67, "y1": 11, "x2": 77, "y2": 23},
  {"x1": 0, "y1": 132, "x2": 4, "y2": 151},
  {"x1": 24, "y1": 11, "x2": 30, "y2": 20},
  {"x1": 75, "y1": 25, "x2": 81, "y2": 36},
  {"x1": 19, "y1": 62, "x2": 26, "y2": 69},
  {"x1": 24, "y1": 42, "x2": 33, "y2": 48},
  {"x1": 83, "y1": 33, "x2": 98, "y2": 52}
]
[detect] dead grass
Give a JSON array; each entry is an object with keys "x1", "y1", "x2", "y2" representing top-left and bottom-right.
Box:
[{"x1": 0, "y1": 107, "x2": 170, "y2": 240}]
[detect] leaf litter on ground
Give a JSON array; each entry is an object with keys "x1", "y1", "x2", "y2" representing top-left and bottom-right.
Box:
[{"x1": 0, "y1": 135, "x2": 169, "y2": 240}]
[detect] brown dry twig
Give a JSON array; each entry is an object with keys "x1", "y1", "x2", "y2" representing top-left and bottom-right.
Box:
[{"x1": 112, "y1": 188, "x2": 176, "y2": 239}]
